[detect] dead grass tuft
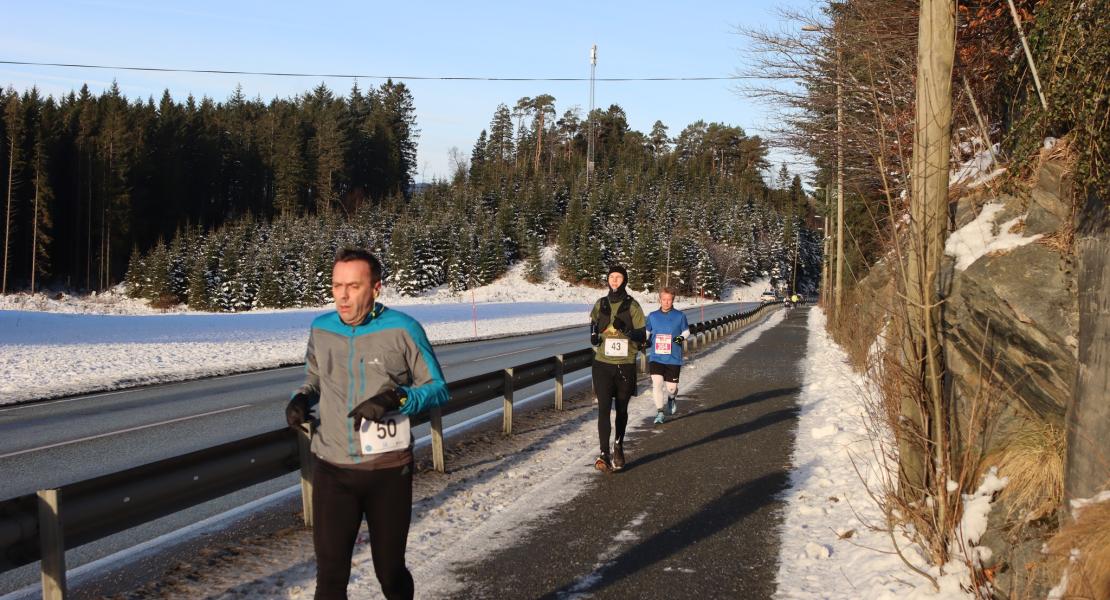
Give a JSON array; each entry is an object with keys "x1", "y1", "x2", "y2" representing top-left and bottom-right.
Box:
[
  {"x1": 1045, "y1": 496, "x2": 1110, "y2": 600},
  {"x1": 1035, "y1": 229, "x2": 1074, "y2": 254},
  {"x1": 985, "y1": 420, "x2": 1065, "y2": 524}
]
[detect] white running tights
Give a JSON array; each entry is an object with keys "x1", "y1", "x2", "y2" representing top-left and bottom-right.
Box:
[{"x1": 650, "y1": 375, "x2": 678, "y2": 411}]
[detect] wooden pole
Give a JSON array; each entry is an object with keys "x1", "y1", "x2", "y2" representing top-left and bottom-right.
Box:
[
  {"x1": 554, "y1": 354, "x2": 565, "y2": 410},
  {"x1": 296, "y1": 423, "x2": 315, "y2": 527},
  {"x1": 37, "y1": 488, "x2": 66, "y2": 600},
  {"x1": 430, "y1": 406, "x2": 445, "y2": 473},
  {"x1": 503, "y1": 368, "x2": 514, "y2": 435}
]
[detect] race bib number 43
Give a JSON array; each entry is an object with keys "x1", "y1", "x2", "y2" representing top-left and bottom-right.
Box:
[
  {"x1": 654, "y1": 333, "x2": 673, "y2": 355},
  {"x1": 604, "y1": 337, "x2": 629, "y2": 357},
  {"x1": 359, "y1": 412, "x2": 411, "y2": 455}
]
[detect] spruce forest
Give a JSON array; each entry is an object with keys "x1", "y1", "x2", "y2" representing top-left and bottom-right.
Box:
[{"x1": 0, "y1": 80, "x2": 820, "y2": 309}]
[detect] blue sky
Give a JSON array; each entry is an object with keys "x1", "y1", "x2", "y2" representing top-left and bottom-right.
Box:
[{"x1": 2, "y1": 0, "x2": 818, "y2": 182}]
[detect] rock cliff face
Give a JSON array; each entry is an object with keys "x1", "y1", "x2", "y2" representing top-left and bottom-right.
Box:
[
  {"x1": 943, "y1": 161, "x2": 1078, "y2": 431},
  {"x1": 941, "y1": 159, "x2": 1079, "y2": 597}
]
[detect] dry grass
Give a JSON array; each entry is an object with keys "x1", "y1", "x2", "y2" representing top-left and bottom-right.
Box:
[
  {"x1": 985, "y1": 420, "x2": 1066, "y2": 524},
  {"x1": 1035, "y1": 229, "x2": 1075, "y2": 254},
  {"x1": 1044, "y1": 497, "x2": 1110, "y2": 600}
]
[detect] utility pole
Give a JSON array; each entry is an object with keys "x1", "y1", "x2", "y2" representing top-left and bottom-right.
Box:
[
  {"x1": 834, "y1": 42, "x2": 844, "y2": 320},
  {"x1": 587, "y1": 44, "x2": 597, "y2": 186},
  {"x1": 802, "y1": 23, "x2": 844, "y2": 318}
]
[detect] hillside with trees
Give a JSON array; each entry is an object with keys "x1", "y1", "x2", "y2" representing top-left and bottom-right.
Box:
[{"x1": 0, "y1": 79, "x2": 821, "y2": 308}]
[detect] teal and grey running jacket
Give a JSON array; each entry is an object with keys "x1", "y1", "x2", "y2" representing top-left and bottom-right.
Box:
[{"x1": 294, "y1": 303, "x2": 449, "y2": 468}]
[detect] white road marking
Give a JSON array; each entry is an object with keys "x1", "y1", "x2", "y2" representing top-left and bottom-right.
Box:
[
  {"x1": 469, "y1": 346, "x2": 542, "y2": 362},
  {"x1": 0, "y1": 405, "x2": 253, "y2": 459}
]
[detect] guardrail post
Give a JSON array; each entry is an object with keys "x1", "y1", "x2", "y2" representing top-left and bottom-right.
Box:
[
  {"x1": 554, "y1": 354, "x2": 565, "y2": 410},
  {"x1": 37, "y1": 488, "x2": 65, "y2": 600},
  {"x1": 296, "y1": 423, "x2": 315, "y2": 528},
  {"x1": 503, "y1": 368, "x2": 514, "y2": 435},
  {"x1": 430, "y1": 406, "x2": 445, "y2": 473}
]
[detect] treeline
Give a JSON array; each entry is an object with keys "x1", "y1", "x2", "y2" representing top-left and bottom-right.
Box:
[
  {"x1": 1, "y1": 78, "x2": 820, "y2": 307},
  {"x1": 0, "y1": 80, "x2": 418, "y2": 293},
  {"x1": 123, "y1": 92, "x2": 820, "y2": 310}
]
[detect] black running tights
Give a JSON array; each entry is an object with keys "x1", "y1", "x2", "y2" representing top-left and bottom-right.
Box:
[
  {"x1": 592, "y1": 361, "x2": 637, "y2": 453},
  {"x1": 312, "y1": 460, "x2": 414, "y2": 600}
]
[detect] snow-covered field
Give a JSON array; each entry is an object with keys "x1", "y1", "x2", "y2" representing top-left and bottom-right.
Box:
[{"x1": 0, "y1": 248, "x2": 769, "y2": 405}]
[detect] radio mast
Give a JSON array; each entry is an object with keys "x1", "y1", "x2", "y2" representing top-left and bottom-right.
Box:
[{"x1": 587, "y1": 44, "x2": 597, "y2": 185}]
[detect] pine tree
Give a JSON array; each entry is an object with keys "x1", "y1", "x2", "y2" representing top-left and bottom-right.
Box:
[
  {"x1": 30, "y1": 129, "x2": 54, "y2": 292},
  {"x1": 470, "y1": 130, "x2": 488, "y2": 181},
  {"x1": 2, "y1": 92, "x2": 23, "y2": 294},
  {"x1": 629, "y1": 224, "x2": 660, "y2": 293},
  {"x1": 523, "y1": 235, "x2": 544, "y2": 284},
  {"x1": 488, "y1": 104, "x2": 514, "y2": 168},
  {"x1": 124, "y1": 246, "x2": 147, "y2": 298}
]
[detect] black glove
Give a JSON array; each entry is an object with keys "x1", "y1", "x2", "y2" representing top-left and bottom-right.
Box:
[
  {"x1": 348, "y1": 389, "x2": 404, "y2": 430},
  {"x1": 590, "y1": 321, "x2": 600, "y2": 346},
  {"x1": 286, "y1": 393, "x2": 313, "y2": 428},
  {"x1": 673, "y1": 336, "x2": 685, "y2": 346},
  {"x1": 613, "y1": 316, "x2": 631, "y2": 334}
]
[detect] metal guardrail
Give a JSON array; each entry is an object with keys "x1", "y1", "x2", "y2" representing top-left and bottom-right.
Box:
[{"x1": 0, "y1": 301, "x2": 781, "y2": 598}]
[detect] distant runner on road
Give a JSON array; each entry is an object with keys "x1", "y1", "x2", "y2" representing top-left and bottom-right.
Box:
[
  {"x1": 646, "y1": 287, "x2": 690, "y2": 424},
  {"x1": 589, "y1": 265, "x2": 646, "y2": 473}
]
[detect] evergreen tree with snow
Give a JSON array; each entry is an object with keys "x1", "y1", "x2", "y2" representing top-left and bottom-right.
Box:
[{"x1": 523, "y1": 236, "x2": 544, "y2": 284}]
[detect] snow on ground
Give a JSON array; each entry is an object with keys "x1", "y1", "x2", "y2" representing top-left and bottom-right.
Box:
[
  {"x1": 175, "y1": 306, "x2": 790, "y2": 599},
  {"x1": 775, "y1": 308, "x2": 1001, "y2": 600},
  {"x1": 0, "y1": 247, "x2": 767, "y2": 405},
  {"x1": 944, "y1": 202, "x2": 1043, "y2": 271}
]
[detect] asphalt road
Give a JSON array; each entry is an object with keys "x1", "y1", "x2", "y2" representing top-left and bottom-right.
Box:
[
  {"x1": 447, "y1": 306, "x2": 810, "y2": 599},
  {"x1": 0, "y1": 301, "x2": 754, "y2": 595}
]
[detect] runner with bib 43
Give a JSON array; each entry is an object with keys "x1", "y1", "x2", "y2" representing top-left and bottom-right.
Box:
[{"x1": 589, "y1": 265, "x2": 646, "y2": 472}]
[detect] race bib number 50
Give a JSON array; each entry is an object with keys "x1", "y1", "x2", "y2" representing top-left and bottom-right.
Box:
[
  {"x1": 604, "y1": 337, "x2": 629, "y2": 357},
  {"x1": 654, "y1": 333, "x2": 673, "y2": 355},
  {"x1": 359, "y1": 412, "x2": 411, "y2": 455}
]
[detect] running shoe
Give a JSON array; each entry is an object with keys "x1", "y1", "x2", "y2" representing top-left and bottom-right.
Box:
[
  {"x1": 612, "y1": 444, "x2": 625, "y2": 471},
  {"x1": 594, "y1": 454, "x2": 612, "y2": 473},
  {"x1": 667, "y1": 395, "x2": 677, "y2": 415},
  {"x1": 654, "y1": 411, "x2": 665, "y2": 425}
]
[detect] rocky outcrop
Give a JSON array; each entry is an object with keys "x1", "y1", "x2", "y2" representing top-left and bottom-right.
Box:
[
  {"x1": 941, "y1": 159, "x2": 1079, "y2": 598},
  {"x1": 944, "y1": 242, "x2": 1077, "y2": 423},
  {"x1": 943, "y1": 161, "x2": 1078, "y2": 429}
]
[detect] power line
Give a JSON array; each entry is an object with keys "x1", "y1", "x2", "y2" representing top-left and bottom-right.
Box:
[{"x1": 0, "y1": 59, "x2": 757, "y2": 82}]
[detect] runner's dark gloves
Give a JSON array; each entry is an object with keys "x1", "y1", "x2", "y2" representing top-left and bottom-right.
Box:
[
  {"x1": 674, "y1": 336, "x2": 685, "y2": 346},
  {"x1": 613, "y1": 316, "x2": 631, "y2": 334},
  {"x1": 590, "y1": 321, "x2": 600, "y2": 346},
  {"x1": 614, "y1": 316, "x2": 647, "y2": 344},
  {"x1": 348, "y1": 389, "x2": 404, "y2": 429},
  {"x1": 285, "y1": 393, "x2": 313, "y2": 428}
]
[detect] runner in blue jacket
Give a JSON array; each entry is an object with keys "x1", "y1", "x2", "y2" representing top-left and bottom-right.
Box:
[{"x1": 645, "y1": 287, "x2": 690, "y2": 424}]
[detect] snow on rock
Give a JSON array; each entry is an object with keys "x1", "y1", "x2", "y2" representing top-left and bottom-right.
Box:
[
  {"x1": 950, "y1": 147, "x2": 1006, "y2": 189},
  {"x1": 944, "y1": 203, "x2": 1042, "y2": 271}
]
